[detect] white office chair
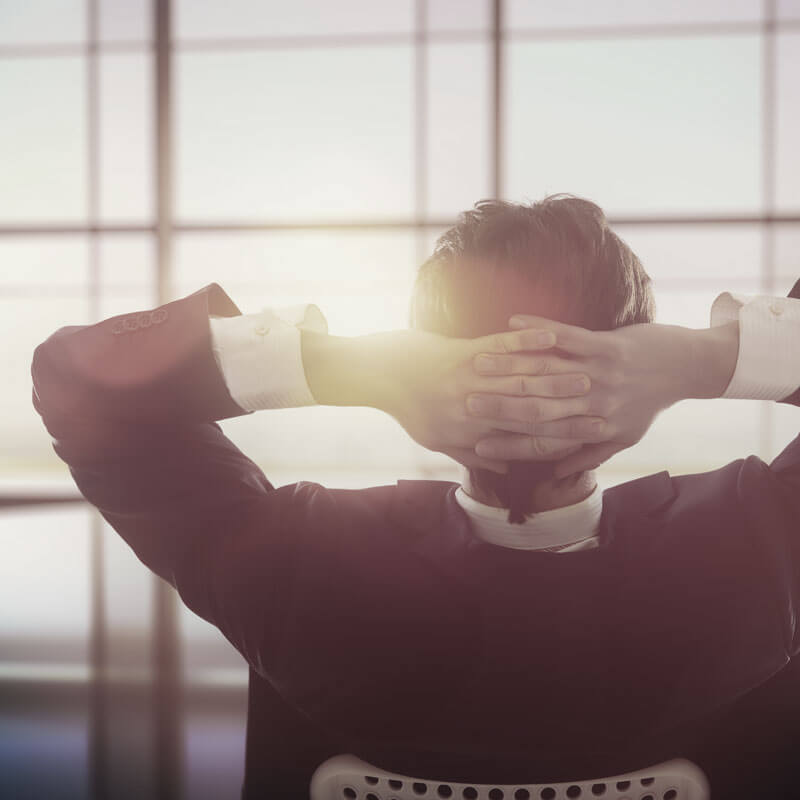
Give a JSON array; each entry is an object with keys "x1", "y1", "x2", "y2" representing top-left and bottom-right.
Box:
[{"x1": 310, "y1": 754, "x2": 709, "y2": 800}]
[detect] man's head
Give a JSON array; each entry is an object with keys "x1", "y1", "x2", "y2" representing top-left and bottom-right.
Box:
[{"x1": 410, "y1": 194, "x2": 655, "y2": 522}]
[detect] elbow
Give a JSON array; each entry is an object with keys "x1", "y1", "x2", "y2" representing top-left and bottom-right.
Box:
[
  {"x1": 30, "y1": 332, "x2": 80, "y2": 430},
  {"x1": 31, "y1": 340, "x2": 52, "y2": 419},
  {"x1": 31, "y1": 340, "x2": 60, "y2": 429}
]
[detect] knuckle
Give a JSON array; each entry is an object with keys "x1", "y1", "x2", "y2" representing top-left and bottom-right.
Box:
[
  {"x1": 493, "y1": 333, "x2": 511, "y2": 354},
  {"x1": 586, "y1": 419, "x2": 606, "y2": 440},
  {"x1": 566, "y1": 419, "x2": 583, "y2": 439},
  {"x1": 528, "y1": 437, "x2": 550, "y2": 457},
  {"x1": 526, "y1": 399, "x2": 541, "y2": 422},
  {"x1": 495, "y1": 354, "x2": 513, "y2": 373}
]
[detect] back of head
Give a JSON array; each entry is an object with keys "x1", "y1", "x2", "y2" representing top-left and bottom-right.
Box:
[{"x1": 410, "y1": 194, "x2": 655, "y2": 522}]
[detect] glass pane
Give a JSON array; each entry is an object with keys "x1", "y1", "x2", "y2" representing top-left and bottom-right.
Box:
[
  {"x1": 0, "y1": 57, "x2": 86, "y2": 222},
  {"x1": 0, "y1": 505, "x2": 91, "y2": 661},
  {"x1": 1, "y1": 295, "x2": 90, "y2": 479},
  {"x1": 772, "y1": 402, "x2": 799, "y2": 465},
  {"x1": 103, "y1": 520, "x2": 153, "y2": 676},
  {"x1": 0, "y1": 503, "x2": 91, "y2": 800},
  {"x1": 0, "y1": 239, "x2": 88, "y2": 478},
  {"x1": 427, "y1": 42, "x2": 491, "y2": 217},
  {"x1": 0, "y1": 235, "x2": 88, "y2": 289},
  {"x1": 654, "y1": 284, "x2": 762, "y2": 327},
  {"x1": 97, "y1": 289, "x2": 157, "y2": 320},
  {"x1": 0, "y1": 695, "x2": 89, "y2": 800},
  {"x1": 184, "y1": 700, "x2": 247, "y2": 800},
  {"x1": 778, "y1": 0, "x2": 800, "y2": 20},
  {"x1": 96, "y1": 234, "x2": 156, "y2": 322},
  {"x1": 774, "y1": 273, "x2": 799, "y2": 296},
  {"x1": 173, "y1": 230, "x2": 417, "y2": 332},
  {"x1": 176, "y1": 48, "x2": 414, "y2": 222},
  {"x1": 421, "y1": 226, "x2": 450, "y2": 259},
  {"x1": 428, "y1": 0, "x2": 489, "y2": 33},
  {"x1": 176, "y1": 0, "x2": 414, "y2": 40},
  {"x1": 506, "y1": 0, "x2": 762, "y2": 29},
  {"x1": 505, "y1": 36, "x2": 761, "y2": 216},
  {"x1": 99, "y1": 0, "x2": 151, "y2": 44},
  {"x1": 173, "y1": 230, "x2": 425, "y2": 474},
  {"x1": 99, "y1": 53, "x2": 153, "y2": 221},
  {"x1": 604, "y1": 396, "x2": 762, "y2": 480},
  {"x1": 775, "y1": 224, "x2": 800, "y2": 287},
  {"x1": 0, "y1": 0, "x2": 85, "y2": 46},
  {"x1": 614, "y1": 224, "x2": 762, "y2": 286},
  {"x1": 776, "y1": 33, "x2": 800, "y2": 210},
  {"x1": 98, "y1": 234, "x2": 155, "y2": 292}
]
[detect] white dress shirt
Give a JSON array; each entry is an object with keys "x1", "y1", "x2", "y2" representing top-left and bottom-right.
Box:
[{"x1": 208, "y1": 291, "x2": 800, "y2": 552}]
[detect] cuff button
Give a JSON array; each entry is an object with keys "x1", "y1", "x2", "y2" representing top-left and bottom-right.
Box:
[{"x1": 769, "y1": 302, "x2": 784, "y2": 316}]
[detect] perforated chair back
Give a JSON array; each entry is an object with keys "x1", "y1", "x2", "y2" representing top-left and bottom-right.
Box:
[{"x1": 310, "y1": 754, "x2": 709, "y2": 800}]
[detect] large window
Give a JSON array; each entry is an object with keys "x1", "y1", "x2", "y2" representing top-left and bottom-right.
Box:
[{"x1": 1, "y1": 2, "x2": 799, "y2": 798}]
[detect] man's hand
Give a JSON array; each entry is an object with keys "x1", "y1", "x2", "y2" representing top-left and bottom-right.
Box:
[
  {"x1": 302, "y1": 327, "x2": 597, "y2": 474},
  {"x1": 468, "y1": 315, "x2": 740, "y2": 477}
]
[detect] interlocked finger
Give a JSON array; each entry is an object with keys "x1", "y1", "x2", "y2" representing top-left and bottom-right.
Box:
[
  {"x1": 473, "y1": 351, "x2": 588, "y2": 381},
  {"x1": 466, "y1": 393, "x2": 593, "y2": 425},
  {"x1": 481, "y1": 328, "x2": 557, "y2": 355},
  {"x1": 507, "y1": 315, "x2": 608, "y2": 357},
  {"x1": 472, "y1": 372, "x2": 591, "y2": 398},
  {"x1": 475, "y1": 434, "x2": 583, "y2": 461},
  {"x1": 481, "y1": 415, "x2": 608, "y2": 441}
]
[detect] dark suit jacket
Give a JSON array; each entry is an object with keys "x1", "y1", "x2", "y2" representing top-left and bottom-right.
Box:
[{"x1": 31, "y1": 281, "x2": 800, "y2": 799}]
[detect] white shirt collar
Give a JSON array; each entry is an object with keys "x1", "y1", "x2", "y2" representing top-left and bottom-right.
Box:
[{"x1": 454, "y1": 484, "x2": 603, "y2": 552}]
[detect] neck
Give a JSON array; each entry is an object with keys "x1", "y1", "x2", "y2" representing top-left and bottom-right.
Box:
[{"x1": 461, "y1": 468, "x2": 597, "y2": 512}]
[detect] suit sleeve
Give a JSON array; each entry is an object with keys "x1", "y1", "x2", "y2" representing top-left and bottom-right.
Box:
[
  {"x1": 29, "y1": 282, "x2": 326, "y2": 670},
  {"x1": 709, "y1": 279, "x2": 800, "y2": 660}
]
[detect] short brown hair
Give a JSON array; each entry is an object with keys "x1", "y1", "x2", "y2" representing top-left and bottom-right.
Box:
[{"x1": 410, "y1": 195, "x2": 655, "y2": 523}]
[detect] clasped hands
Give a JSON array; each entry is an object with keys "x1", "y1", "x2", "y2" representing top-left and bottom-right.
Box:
[{"x1": 382, "y1": 314, "x2": 706, "y2": 478}]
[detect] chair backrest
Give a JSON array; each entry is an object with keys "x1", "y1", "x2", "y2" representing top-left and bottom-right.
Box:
[{"x1": 310, "y1": 754, "x2": 709, "y2": 800}]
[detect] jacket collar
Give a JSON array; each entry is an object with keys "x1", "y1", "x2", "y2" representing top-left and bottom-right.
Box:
[
  {"x1": 393, "y1": 471, "x2": 677, "y2": 575},
  {"x1": 453, "y1": 484, "x2": 602, "y2": 551}
]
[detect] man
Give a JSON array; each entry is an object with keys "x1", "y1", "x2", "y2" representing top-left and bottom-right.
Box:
[{"x1": 32, "y1": 196, "x2": 800, "y2": 798}]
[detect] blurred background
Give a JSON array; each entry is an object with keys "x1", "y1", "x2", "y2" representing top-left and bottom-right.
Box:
[{"x1": 1, "y1": 0, "x2": 799, "y2": 798}]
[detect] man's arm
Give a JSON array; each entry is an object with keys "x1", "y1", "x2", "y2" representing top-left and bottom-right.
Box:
[
  {"x1": 469, "y1": 284, "x2": 800, "y2": 667},
  {"x1": 31, "y1": 282, "x2": 590, "y2": 678},
  {"x1": 468, "y1": 282, "x2": 800, "y2": 476}
]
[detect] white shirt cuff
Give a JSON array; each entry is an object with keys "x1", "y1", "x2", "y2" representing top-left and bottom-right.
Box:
[
  {"x1": 208, "y1": 304, "x2": 328, "y2": 411},
  {"x1": 710, "y1": 292, "x2": 800, "y2": 401}
]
